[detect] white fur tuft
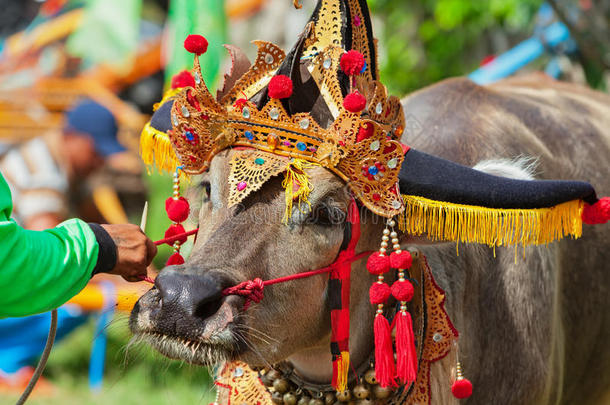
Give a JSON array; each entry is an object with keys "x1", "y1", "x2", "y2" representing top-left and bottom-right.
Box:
[{"x1": 473, "y1": 156, "x2": 539, "y2": 180}]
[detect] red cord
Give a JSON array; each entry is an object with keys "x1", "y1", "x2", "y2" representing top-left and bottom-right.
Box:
[
  {"x1": 221, "y1": 250, "x2": 373, "y2": 309},
  {"x1": 154, "y1": 228, "x2": 199, "y2": 246}
]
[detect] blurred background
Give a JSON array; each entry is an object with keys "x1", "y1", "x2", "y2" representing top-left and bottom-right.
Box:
[{"x1": 0, "y1": 0, "x2": 607, "y2": 404}]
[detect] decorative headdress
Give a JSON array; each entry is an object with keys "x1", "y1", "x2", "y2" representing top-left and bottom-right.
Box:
[{"x1": 141, "y1": 0, "x2": 609, "y2": 398}]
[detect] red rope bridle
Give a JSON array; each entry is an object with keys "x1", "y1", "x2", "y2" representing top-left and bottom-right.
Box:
[
  {"x1": 221, "y1": 250, "x2": 371, "y2": 310},
  {"x1": 144, "y1": 200, "x2": 371, "y2": 311}
]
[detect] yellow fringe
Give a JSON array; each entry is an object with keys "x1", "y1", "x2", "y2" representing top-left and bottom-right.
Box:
[
  {"x1": 282, "y1": 159, "x2": 317, "y2": 223},
  {"x1": 139, "y1": 122, "x2": 180, "y2": 173},
  {"x1": 399, "y1": 195, "x2": 584, "y2": 247},
  {"x1": 336, "y1": 351, "x2": 350, "y2": 392}
]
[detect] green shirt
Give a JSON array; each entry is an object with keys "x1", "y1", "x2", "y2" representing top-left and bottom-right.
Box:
[{"x1": 0, "y1": 173, "x2": 99, "y2": 318}]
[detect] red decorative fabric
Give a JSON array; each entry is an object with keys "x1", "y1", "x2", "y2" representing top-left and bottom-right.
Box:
[
  {"x1": 366, "y1": 253, "x2": 390, "y2": 275},
  {"x1": 165, "y1": 197, "x2": 190, "y2": 223},
  {"x1": 184, "y1": 34, "x2": 208, "y2": 55},
  {"x1": 343, "y1": 92, "x2": 367, "y2": 113},
  {"x1": 329, "y1": 199, "x2": 361, "y2": 390},
  {"x1": 369, "y1": 282, "x2": 391, "y2": 305},
  {"x1": 451, "y1": 378, "x2": 473, "y2": 399},
  {"x1": 340, "y1": 50, "x2": 365, "y2": 76},
  {"x1": 356, "y1": 122, "x2": 374, "y2": 142},
  {"x1": 268, "y1": 75, "x2": 293, "y2": 99},
  {"x1": 390, "y1": 250, "x2": 412, "y2": 269},
  {"x1": 171, "y1": 70, "x2": 196, "y2": 89},
  {"x1": 582, "y1": 197, "x2": 610, "y2": 225}
]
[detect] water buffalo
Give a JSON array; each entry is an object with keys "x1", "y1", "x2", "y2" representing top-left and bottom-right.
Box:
[{"x1": 130, "y1": 74, "x2": 610, "y2": 404}]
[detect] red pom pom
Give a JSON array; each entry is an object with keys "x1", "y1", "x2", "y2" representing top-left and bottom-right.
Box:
[
  {"x1": 343, "y1": 92, "x2": 367, "y2": 113},
  {"x1": 367, "y1": 253, "x2": 390, "y2": 275},
  {"x1": 268, "y1": 75, "x2": 293, "y2": 99},
  {"x1": 356, "y1": 122, "x2": 374, "y2": 142},
  {"x1": 165, "y1": 197, "x2": 190, "y2": 223},
  {"x1": 391, "y1": 280, "x2": 414, "y2": 302},
  {"x1": 171, "y1": 70, "x2": 196, "y2": 89},
  {"x1": 340, "y1": 50, "x2": 365, "y2": 76},
  {"x1": 369, "y1": 282, "x2": 391, "y2": 305},
  {"x1": 166, "y1": 252, "x2": 185, "y2": 266},
  {"x1": 184, "y1": 34, "x2": 208, "y2": 55},
  {"x1": 582, "y1": 197, "x2": 610, "y2": 225},
  {"x1": 164, "y1": 224, "x2": 187, "y2": 245},
  {"x1": 390, "y1": 251, "x2": 412, "y2": 269},
  {"x1": 451, "y1": 378, "x2": 473, "y2": 399}
]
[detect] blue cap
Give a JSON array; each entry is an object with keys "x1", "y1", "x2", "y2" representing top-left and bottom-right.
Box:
[{"x1": 66, "y1": 100, "x2": 125, "y2": 157}]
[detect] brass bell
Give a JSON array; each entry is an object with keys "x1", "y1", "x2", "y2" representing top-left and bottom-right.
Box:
[
  {"x1": 273, "y1": 378, "x2": 290, "y2": 394},
  {"x1": 283, "y1": 393, "x2": 298, "y2": 405},
  {"x1": 261, "y1": 373, "x2": 274, "y2": 387},
  {"x1": 324, "y1": 392, "x2": 336, "y2": 404},
  {"x1": 364, "y1": 369, "x2": 377, "y2": 385},
  {"x1": 335, "y1": 390, "x2": 351, "y2": 402},
  {"x1": 271, "y1": 391, "x2": 284, "y2": 404},
  {"x1": 372, "y1": 384, "x2": 393, "y2": 399},
  {"x1": 352, "y1": 384, "x2": 370, "y2": 400},
  {"x1": 267, "y1": 369, "x2": 281, "y2": 380},
  {"x1": 297, "y1": 396, "x2": 312, "y2": 405}
]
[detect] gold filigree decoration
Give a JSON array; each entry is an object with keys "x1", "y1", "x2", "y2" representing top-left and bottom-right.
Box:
[
  {"x1": 216, "y1": 361, "x2": 273, "y2": 404},
  {"x1": 302, "y1": 0, "x2": 342, "y2": 58},
  {"x1": 154, "y1": 2, "x2": 407, "y2": 216},
  {"x1": 228, "y1": 150, "x2": 290, "y2": 207},
  {"x1": 308, "y1": 46, "x2": 346, "y2": 119},
  {"x1": 397, "y1": 255, "x2": 459, "y2": 405},
  {"x1": 221, "y1": 41, "x2": 286, "y2": 107}
]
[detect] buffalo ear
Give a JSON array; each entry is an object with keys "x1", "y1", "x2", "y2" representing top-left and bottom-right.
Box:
[{"x1": 216, "y1": 45, "x2": 251, "y2": 102}]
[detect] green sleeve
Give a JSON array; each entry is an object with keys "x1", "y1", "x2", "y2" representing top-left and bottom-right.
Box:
[{"x1": 0, "y1": 174, "x2": 99, "y2": 318}]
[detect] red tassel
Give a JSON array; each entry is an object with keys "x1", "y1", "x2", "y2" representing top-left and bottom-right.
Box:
[
  {"x1": 394, "y1": 311, "x2": 417, "y2": 384},
  {"x1": 374, "y1": 313, "x2": 396, "y2": 388}
]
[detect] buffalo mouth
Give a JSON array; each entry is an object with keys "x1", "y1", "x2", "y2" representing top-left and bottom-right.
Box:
[{"x1": 129, "y1": 287, "x2": 246, "y2": 366}]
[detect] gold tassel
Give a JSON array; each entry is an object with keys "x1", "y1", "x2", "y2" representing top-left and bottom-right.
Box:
[
  {"x1": 282, "y1": 159, "x2": 317, "y2": 223},
  {"x1": 399, "y1": 195, "x2": 583, "y2": 247},
  {"x1": 336, "y1": 351, "x2": 350, "y2": 392},
  {"x1": 139, "y1": 122, "x2": 180, "y2": 173}
]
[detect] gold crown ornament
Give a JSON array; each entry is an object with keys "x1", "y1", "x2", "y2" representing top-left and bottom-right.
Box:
[{"x1": 146, "y1": 19, "x2": 407, "y2": 218}]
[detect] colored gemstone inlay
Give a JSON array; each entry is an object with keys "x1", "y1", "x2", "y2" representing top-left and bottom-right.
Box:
[
  {"x1": 296, "y1": 142, "x2": 307, "y2": 151},
  {"x1": 368, "y1": 166, "x2": 379, "y2": 175},
  {"x1": 254, "y1": 158, "x2": 265, "y2": 165},
  {"x1": 185, "y1": 131, "x2": 194, "y2": 141},
  {"x1": 237, "y1": 181, "x2": 247, "y2": 191},
  {"x1": 245, "y1": 131, "x2": 254, "y2": 140}
]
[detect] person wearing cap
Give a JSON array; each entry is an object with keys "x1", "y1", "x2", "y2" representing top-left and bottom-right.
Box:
[
  {"x1": 0, "y1": 100, "x2": 155, "y2": 389},
  {"x1": 0, "y1": 99, "x2": 126, "y2": 230}
]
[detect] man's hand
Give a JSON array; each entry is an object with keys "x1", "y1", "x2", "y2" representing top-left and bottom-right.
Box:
[{"x1": 100, "y1": 224, "x2": 157, "y2": 282}]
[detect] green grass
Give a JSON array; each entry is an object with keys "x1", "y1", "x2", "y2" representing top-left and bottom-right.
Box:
[{"x1": 0, "y1": 316, "x2": 215, "y2": 405}]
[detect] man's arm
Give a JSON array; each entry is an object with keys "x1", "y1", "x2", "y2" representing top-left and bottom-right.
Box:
[{"x1": 0, "y1": 174, "x2": 156, "y2": 318}]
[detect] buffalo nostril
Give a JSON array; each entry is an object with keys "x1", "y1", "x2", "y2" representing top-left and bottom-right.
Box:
[{"x1": 155, "y1": 268, "x2": 225, "y2": 319}]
